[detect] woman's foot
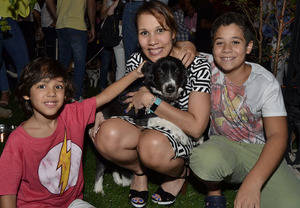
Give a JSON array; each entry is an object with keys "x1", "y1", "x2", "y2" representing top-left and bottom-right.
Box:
[
  {"x1": 129, "y1": 172, "x2": 148, "y2": 208},
  {"x1": 152, "y1": 166, "x2": 189, "y2": 205}
]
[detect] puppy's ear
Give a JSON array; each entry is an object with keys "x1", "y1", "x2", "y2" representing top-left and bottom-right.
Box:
[
  {"x1": 141, "y1": 61, "x2": 152, "y2": 75},
  {"x1": 141, "y1": 62, "x2": 154, "y2": 86}
]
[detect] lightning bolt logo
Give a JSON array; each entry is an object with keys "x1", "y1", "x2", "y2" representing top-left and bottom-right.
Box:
[{"x1": 57, "y1": 132, "x2": 71, "y2": 194}]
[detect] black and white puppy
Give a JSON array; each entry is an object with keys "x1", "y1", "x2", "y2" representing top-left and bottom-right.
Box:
[
  {"x1": 93, "y1": 56, "x2": 188, "y2": 194},
  {"x1": 141, "y1": 56, "x2": 189, "y2": 145}
]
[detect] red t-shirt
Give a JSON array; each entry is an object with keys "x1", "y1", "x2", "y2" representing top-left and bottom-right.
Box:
[{"x1": 0, "y1": 97, "x2": 96, "y2": 207}]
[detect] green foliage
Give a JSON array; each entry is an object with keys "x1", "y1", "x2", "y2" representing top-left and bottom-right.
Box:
[{"x1": 0, "y1": 19, "x2": 11, "y2": 32}]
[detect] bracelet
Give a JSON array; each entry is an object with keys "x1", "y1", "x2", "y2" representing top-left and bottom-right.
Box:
[{"x1": 148, "y1": 97, "x2": 162, "y2": 114}]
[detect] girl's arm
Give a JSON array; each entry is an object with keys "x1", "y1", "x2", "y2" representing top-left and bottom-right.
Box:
[
  {"x1": 0, "y1": 195, "x2": 16, "y2": 208},
  {"x1": 95, "y1": 62, "x2": 144, "y2": 108},
  {"x1": 234, "y1": 116, "x2": 288, "y2": 208}
]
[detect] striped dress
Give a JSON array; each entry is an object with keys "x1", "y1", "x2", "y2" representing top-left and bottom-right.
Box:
[{"x1": 122, "y1": 52, "x2": 211, "y2": 158}]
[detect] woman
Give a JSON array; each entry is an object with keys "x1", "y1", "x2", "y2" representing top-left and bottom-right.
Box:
[{"x1": 93, "y1": 1, "x2": 211, "y2": 207}]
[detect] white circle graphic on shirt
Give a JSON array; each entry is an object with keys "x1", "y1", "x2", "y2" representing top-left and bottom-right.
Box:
[{"x1": 38, "y1": 140, "x2": 82, "y2": 194}]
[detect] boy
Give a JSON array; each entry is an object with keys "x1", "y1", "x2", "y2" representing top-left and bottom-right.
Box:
[
  {"x1": 190, "y1": 12, "x2": 300, "y2": 208},
  {"x1": 0, "y1": 57, "x2": 143, "y2": 207}
]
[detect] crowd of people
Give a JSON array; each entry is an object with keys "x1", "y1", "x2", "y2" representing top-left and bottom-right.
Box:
[{"x1": 1, "y1": 0, "x2": 300, "y2": 208}]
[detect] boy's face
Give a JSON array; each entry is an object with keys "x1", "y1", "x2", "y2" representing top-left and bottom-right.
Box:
[
  {"x1": 212, "y1": 23, "x2": 253, "y2": 74},
  {"x1": 24, "y1": 77, "x2": 66, "y2": 119}
]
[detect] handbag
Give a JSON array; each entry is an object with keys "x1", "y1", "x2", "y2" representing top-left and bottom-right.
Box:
[{"x1": 99, "y1": 14, "x2": 122, "y2": 48}]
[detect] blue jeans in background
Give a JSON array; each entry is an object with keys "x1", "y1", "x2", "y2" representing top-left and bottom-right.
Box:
[
  {"x1": 0, "y1": 18, "x2": 29, "y2": 80},
  {"x1": 56, "y1": 28, "x2": 87, "y2": 99},
  {"x1": 99, "y1": 48, "x2": 113, "y2": 90},
  {"x1": 122, "y1": 2, "x2": 144, "y2": 62}
]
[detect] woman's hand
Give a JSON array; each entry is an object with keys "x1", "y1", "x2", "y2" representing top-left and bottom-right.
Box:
[{"x1": 124, "y1": 87, "x2": 154, "y2": 114}]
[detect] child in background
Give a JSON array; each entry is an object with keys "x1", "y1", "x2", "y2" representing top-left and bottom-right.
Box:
[
  {"x1": 190, "y1": 12, "x2": 300, "y2": 208},
  {"x1": 0, "y1": 57, "x2": 143, "y2": 208}
]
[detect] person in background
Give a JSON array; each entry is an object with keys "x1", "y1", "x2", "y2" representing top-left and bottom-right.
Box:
[
  {"x1": 190, "y1": 12, "x2": 300, "y2": 208},
  {"x1": 46, "y1": 0, "x2": 96, "y2": 101},
  {"x1": 40, "y1": 0, "x2": 57, "y2": 60},
  {"x1": 168, "y1": 0, "x2": 190, "y2": 42},
  {"x1": 0, "y1": 0, "x2": 31, "y2": 106}
]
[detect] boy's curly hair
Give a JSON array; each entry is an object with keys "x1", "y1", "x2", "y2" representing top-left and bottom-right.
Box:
[
  {"x1": 211, "y1": 12, "x2": 255, "y2": 45},
  {"x1": 16, "y1": 57, "x2": 74, "y2": 114}
]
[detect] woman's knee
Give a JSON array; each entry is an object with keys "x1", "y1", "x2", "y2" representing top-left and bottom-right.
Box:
[
  {"x1": 94, "y1": 119, "x2": 123, "y2": 155},
  {"x1": 137, "y1": 133, "x2": 174, "y2": 169}
]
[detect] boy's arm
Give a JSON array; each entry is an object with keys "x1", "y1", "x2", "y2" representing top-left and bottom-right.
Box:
[
  {"x1": 234, "y1": 116, "x2": 287, "y2": 208},
  {"x1": 0, "y1": 195, "x2": 17, "y2": 208},
  {"x1": 95, "y1": 62, "x2": 144, "y2": 108},
  {"x1": 174, "y1": 41, "x2": 197, "y2": 67}
]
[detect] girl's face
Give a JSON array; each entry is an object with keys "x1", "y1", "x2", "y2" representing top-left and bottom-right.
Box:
[
  {"x1": 137, "y1": 13, "x2": 175, "y2": 62},
  {"x1": 212, "y1": 23, "x2": 253, "y2": 74},
  {"x1": 24, "y1": 77, "x2": 66, "y2": 119}
]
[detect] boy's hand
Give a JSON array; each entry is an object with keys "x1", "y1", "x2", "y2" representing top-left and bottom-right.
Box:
[
  {"x1": 134, "y1": 61, "x2": 146, "y2": 78},
  {"x1": 89, "y1": 112, "x2": 105, "y2": 143},
  {"x1": 234, "y1": 180, "x2": 261, "y2": 208},
  {"x1": 175, "y1": 41, "x2": 197, "y2": 67}
]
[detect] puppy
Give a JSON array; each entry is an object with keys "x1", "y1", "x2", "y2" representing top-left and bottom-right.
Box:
[
  {"x1": 141, "y1": 56, "x2": 189, "y2": 145},
  {"x1": 93, "y1": 56, "x2": 188, "y2": 195}
]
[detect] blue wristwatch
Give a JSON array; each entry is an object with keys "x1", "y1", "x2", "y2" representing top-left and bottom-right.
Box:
[{"x1": 149, "y1": 97, "x2": 162, "y2": 114}]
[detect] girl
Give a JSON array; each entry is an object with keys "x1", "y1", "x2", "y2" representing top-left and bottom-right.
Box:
[
  {"x1": 0, "y1": 57, "x2": 143, "y2": 208},
  {"x1": 92, "y1": 1, "x2": 211, "y2": 207}
]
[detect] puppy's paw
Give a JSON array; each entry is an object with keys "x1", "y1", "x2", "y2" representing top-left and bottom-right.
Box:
[
  {"x1": 121, "y1": 174, "x2": 132, "y2": 187},
  {"x1": 112, "y1": 171, "x2": 123, "y2": 186},
  {"x1": 94, "y1": 176, "x2": 104, "y2": 195}
]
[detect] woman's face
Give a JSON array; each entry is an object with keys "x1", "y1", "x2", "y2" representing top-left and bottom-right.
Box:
[{"x1": 137, "y1": 13, "x2": 175, "y2": 62}]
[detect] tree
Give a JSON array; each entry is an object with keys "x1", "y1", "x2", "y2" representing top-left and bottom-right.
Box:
[{"x1": 223, "y1": 0, "x2": 296, "y2": 79}]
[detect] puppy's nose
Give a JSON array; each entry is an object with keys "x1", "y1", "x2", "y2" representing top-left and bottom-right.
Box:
[{"x1": 166, "y1": 85, "x2": 176, "y2": 93}]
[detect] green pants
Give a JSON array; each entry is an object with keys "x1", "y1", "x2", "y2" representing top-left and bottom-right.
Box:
[{"x1": 190, "y1": 135, "x2": 300, "y2": 208}]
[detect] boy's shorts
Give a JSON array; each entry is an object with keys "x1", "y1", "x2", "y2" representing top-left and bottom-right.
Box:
[
  {"x1": 68, "y1": 199, "x2": 95, "y2": 208},
  {"x1": 190, "y1": 135, "x2": 300, "y2": 208}
]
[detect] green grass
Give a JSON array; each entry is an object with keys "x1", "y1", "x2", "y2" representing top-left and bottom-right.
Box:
[{"x1": 0, "y1": 89, "x2": 238, "y2": 208}]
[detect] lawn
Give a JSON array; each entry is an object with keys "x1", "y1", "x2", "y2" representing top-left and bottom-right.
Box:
[{"x1": 0, "y1": 89, "x2": 238, "y2": 208}]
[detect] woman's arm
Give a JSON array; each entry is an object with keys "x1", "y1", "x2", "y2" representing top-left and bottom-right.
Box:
[
  {"x1": 0, "y1": 195, "x2": 17, "y2": 208},
  {"x1": 127, "y1": 89, "x2": 210, "y2": 138},
  {"x1": 234, "y1": 116, "x2": 288, "y2": 208}
]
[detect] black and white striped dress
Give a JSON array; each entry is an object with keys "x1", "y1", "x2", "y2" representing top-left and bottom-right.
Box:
[{"x1": 122, "y1": 52, "x2": 211, "y2": 159}]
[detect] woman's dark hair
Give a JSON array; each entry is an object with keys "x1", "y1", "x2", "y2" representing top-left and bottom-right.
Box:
[
  {"x1": 16, "y1": 57, "x2": 74, "y2": 114},
  {"x1": 135, "y1": 0, "x2": 177, "y2": 36},
  {"x1": 211, "y1": 12, "x2": 254, "y2": 45}
]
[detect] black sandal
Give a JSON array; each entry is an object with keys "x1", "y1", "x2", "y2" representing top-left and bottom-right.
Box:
[
  {"x1": 151, "y1": 166, "x2": 189, "y2": 206},
  {"x1": 128, "y1": 172, "x2": 148, "y2": 208}
]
